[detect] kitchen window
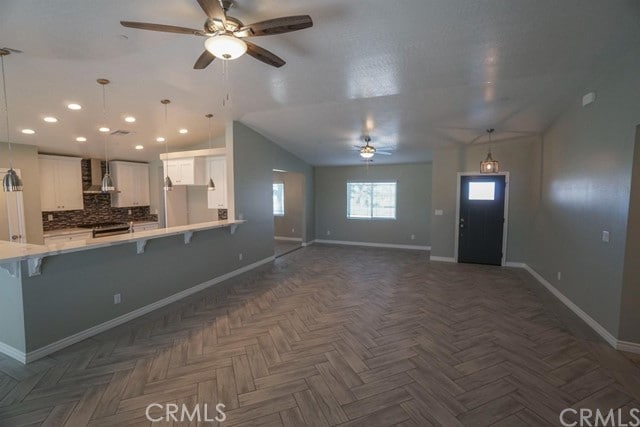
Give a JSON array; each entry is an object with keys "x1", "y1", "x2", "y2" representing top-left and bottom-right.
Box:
[
  {"x1": 347, "y1": 182, "x2": 397, "y2": 219},
  {"x1": 273, "y1": 183, "x2": 284, "y2": 216}
]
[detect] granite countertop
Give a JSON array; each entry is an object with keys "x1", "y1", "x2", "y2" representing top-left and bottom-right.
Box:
[{"x1": 1, "y1": 220, "x2": 245, "y2": 264}]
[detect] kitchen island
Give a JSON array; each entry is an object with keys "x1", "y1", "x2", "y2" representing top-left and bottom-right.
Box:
[{"x1": 0, "y1": 219, "x2": 274, "y2": 364}]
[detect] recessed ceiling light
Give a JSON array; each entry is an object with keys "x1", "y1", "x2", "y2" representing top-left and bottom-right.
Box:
[
  {"x1": 156, "y1": 137, "x2": 165, "y2": 142},
  {"x1": 179, "y1": 128, "x2": 188, "y2": 134},
  {"x1": 135, "y1": 144, "x2": 144, "y2": 150},
  {"x1": 21, "y1": 129, "x2": 35, "y2": 135},
  {"x1": 99, "y1": 127, "x2": 110, "y2": 133},
  {"x1": 67, "y1": 103, "x2": 82, "y2": 110},
  {"x1": 43, "y1": 116, "x2": 58, "y2": 123},
  {"x1": 124, "y1": 116, "x2": 136, "y2": 123},
  {"x1": 76, "y1": 136, "x2": 87, "y2": 142}
]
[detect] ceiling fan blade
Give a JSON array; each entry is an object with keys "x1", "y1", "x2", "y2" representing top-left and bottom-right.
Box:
[
  {"x1": 237, "y1": 15, "x2": 313, "y2": 37},
  {"x1": 375, "y1": 151, "x2": 393, "y2": 155},
  {"x1": 196, "y1": 0, "x2": 226, "y2": 24},
  {"x1": 120, "y1": 21, "x2": 205, "y2": 36},
  {"x1": 245, "y1": 41, "x2": 285, "y2": 68},
  {"x1": 194, "y1": 50, "x2": 215, "y2": 69}
]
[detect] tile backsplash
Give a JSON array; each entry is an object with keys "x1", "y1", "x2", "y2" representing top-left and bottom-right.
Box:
[{"x1": 42, "y1": 159, "x2": 157, "y2": 231}]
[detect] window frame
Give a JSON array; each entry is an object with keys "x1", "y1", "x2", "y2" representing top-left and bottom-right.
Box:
[
  {"x1": 346, "y1": 181, "x2": 397, "y2": 220},
  {"x1": 273, "y1": 182, "x2": 285, "y2": 217}
]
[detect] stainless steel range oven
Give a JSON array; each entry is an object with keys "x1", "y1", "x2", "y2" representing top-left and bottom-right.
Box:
[{"x1": 78, "y1": 222, "x2": 131, "y2": 238}]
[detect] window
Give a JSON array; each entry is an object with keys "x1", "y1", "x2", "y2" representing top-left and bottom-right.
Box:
[
  {"x1": 273, "y1": 183, "x2": 284, "y2": 216},
  {"x1": 468, "y1": 182, "x2": 495, "y2": 200},
  {"x1": 347, "y1": 182, "x2": 396, "y2": 219}
]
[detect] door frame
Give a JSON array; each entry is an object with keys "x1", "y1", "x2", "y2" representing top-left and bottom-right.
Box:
[{"x1": 454, "y1": 172, "x2": 510, "y2": 266}]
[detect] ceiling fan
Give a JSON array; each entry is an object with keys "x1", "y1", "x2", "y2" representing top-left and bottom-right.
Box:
[
  {"x1": 120, "y1": 0, "x2": 313, "y2": 69},
  {"x1": 354, "y1": 135, "x2": 392, "y2": 159}
]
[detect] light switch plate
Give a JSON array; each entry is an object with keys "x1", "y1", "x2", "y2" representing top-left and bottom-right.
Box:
[
  {"x1": 435, "y1": 209, "x2": 444, "y2": 216},
  {"x1": 602, "y1": 231, "x2": 610, "y2": 243}
]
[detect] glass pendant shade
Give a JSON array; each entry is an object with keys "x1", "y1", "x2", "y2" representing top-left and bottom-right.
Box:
[
  {"x1": 101, "y1": 172, "x2": 114, "y2": 192},
  {"x1": 480, "y1": 151, "x2": 499, "y2": 174},
  {"x1": 164, "y1": 175, "x2": 173, "y2": 191},
  {"x1": 205, "y1": 35, "x2": 247, "y2": 60},
  {"x1": 360, "y1": 146, "x2": 375, "y2": 159},
  {"x1": 208, "y1": 177, "x2": 216, "y2": 191},
  {"x1": 2, "y1": 168, "x2": 23, "y2": 192}
]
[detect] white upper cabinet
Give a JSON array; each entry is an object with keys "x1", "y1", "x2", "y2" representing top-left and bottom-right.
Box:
[
  {"x1": 164, "y1": 157, "x2": 206, "y2": 185},
  {"x1": 110, "y1": 161, "x2": 150, "y2": 207},
  {"x1": 207, "y1": 156, "x2": 227, "y2": 209},
  {"x1": 39, "y1": 155, "x2": 84, "y2": 211}
]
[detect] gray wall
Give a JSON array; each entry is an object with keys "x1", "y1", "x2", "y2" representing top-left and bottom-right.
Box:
[
  {"x1": 430, "y1": 137, "x2": 540, "y2": 262},
  {"x1": 234, "y1": 122, "x2": 314, "y2": 257},
  {"x1": 0, "y1": 142, "x2": 44, "y2": 244},
  {"x1": 273, "y1": 171, "x2": 304, "y2": 239},
  {"x1": 529, "y1": 50, "x2": 640, "y2": 341},
  {"x1": 315, "y1": 163, "x2": 432, "y2": 247},
  {"x1": 0, "y1": 268, "x2": 26, "y2": 351}
]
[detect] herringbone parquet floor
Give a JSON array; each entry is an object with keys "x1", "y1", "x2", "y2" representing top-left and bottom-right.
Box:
[{"x1": 0, "y1": 245, "x2": 639, "y2": 426}]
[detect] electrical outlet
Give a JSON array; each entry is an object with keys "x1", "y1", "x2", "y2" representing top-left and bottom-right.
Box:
[
  {"x1": 557, "y1": 272, "x2": 562, "y2": 281},
  {"x1": 113, "y1": 293, "x2": 121, "y2": 304},
  {"x1": 326, "y1": 230, "x2": 331, "y2": 236},
  {"x1": 128, "y1": 209, "x2": 132, "y2": 215},
  {"x1": 410, "y1": 234, "x2": 416, "y2": 240},
  {"x1": 47, "y1": 214, "x2": 53, "y2": 221},
  {"x1": 435, "y1": 209, "x2": 444, "y2": 216},
  {"x1": 239, "y1": 253, "x2": 243, "y2": 261},
  {"x1": 291, "y1": 228, "x2": 295, "y2": 233},
  {"x1": 602, "y1": 231, "x2": 610, "y2": 243}
]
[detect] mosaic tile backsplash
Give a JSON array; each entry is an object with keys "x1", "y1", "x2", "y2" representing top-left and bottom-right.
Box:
[{"x1": 42, "y1": 159, "x2": 158, "y2": 231}]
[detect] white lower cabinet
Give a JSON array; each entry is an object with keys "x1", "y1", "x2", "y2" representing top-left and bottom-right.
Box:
[
  {"x1": 44, "y1": 231, "x2": 92, "y2": 244},
  {"x1": 206, "y1": 156, "x2": 227, "y2": 209},
  {"x1": 132, "y1": 222, "x2": 158, "y2": 232}
]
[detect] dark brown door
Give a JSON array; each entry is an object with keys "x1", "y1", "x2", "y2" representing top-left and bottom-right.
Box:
[{"x1": 458, "y1": 175, "x2": 506, "y2": 266}]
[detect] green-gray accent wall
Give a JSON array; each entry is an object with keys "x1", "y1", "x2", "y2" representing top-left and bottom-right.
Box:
[{"x1": 315, "y1": 163, "x2": 432, "y2": 247}]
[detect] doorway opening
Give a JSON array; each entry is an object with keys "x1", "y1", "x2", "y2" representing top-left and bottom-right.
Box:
[
  {"x1": 455, "y1": 172, "x2": 509, "y2": 266},
  {"x1": 273, "y1": 170, "x2": 304, "y2": 258}
]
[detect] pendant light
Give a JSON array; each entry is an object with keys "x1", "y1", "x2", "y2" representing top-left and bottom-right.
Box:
[
  {"x1": 161, "y1": 99, "x2": 172, "y2": 191},
  {"x1": 98, "y1": 78, "x2": 115, "y2": 192},
  {"x1": 1, "y1": 49, "x2": 23, "y2": 192},
  {"x1": 206, "y1": 113, "x2": 215, "y2": 191},
  {"x1": 480, "y1": 128, "x2": 499, "y2": 174}
]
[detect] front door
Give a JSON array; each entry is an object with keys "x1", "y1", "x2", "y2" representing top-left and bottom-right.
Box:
[{"x1": 458, "y1": 175, "x2": 506, "y2": 265}]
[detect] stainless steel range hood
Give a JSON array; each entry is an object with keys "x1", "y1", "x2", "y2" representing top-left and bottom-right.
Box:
[{"x1": 83, "y1": 159, "x2": 120, "y2": 194}]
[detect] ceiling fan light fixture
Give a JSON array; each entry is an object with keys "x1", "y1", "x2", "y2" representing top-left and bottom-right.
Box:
[
  {"x1": 359, "y1": 144, "x2": 376, "y2": 159},
  {"x1": 205, "y1": 35, "x2": 247, "y2": 60}
]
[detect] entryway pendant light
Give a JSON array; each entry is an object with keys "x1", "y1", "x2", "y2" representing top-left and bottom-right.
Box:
[
  {"x1": 480, "y1": 128, "x2": 499, "y2": 174},
  {"x1": 98, "y1": 78, "x2": 115, "y2": 192},
  {"x1": 206, "y1": 113, "x2": 215, "y2": 191},
  {"x1": 1, "y1": 48, "x2": 23, "y2": 192},
  {"x1": 161, "y1": 99, "x2": 173, "y2": 191}
]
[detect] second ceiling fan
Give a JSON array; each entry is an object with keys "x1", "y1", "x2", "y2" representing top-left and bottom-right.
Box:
[{"x1": 121, "y1": 0, "x2": 313, "y2": 69}]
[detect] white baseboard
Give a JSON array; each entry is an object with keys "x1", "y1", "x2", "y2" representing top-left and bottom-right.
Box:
[
  {"x1": 0, "y1": 341, "x2": 26, "y2": 364},
  {"x1": 274, "y1": 236, "x2": 303, "y2": 242},
  {"x1": 504, "y1": 261, "x2": 527, "y2": 268},
  {"x1": 14, "y1": 256, "x2": 275, "y2": 364},
  {"x1": 430, "y1": 256, "x2": 456, "y2": 262},
  {"x1": 301, "y1": 240, "x2": 315, "y2": 247},
  {"x1": 520, "y1": 264, "x2": 638, "y2": 354},
  {"x1": 315, "y1": 239, "x2": 430, "y2": 251},
  {"x1": 618, "y1": 340, "x2": 640, "y2": 354}
]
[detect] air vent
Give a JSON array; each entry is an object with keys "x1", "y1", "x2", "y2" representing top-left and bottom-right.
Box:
[{"x1": 110, "y1": 130, "x2": 135, "y2": 136}]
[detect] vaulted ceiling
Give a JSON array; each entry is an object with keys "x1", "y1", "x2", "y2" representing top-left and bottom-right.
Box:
[{"x1": 1, "y1": 0, "x2": 639, "y2": 165}]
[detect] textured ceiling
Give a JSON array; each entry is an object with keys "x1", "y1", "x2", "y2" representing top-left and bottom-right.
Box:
[{"x1": 0, "y1": 0, "x2": 639, "y2": 165}]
